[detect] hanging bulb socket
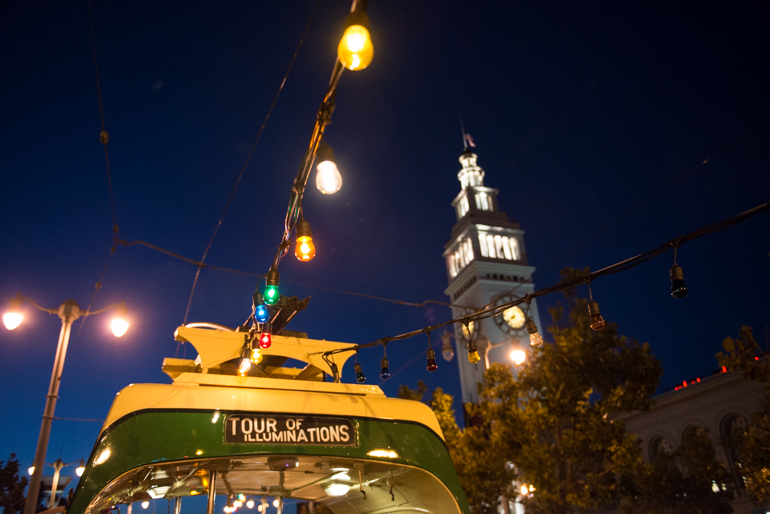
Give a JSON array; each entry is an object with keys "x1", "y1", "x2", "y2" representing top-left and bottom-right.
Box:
[
  {"x1": 426, "y1": 348, "x2": 438, "y2": 372},
  {"x1": 295, "y1": 219, "x2": 316, "y2": 262},
  {"x1": 441, "y1": 331, "x2": 455, "y2": 362},
  {"x1": 338, "y1": 6, "x2": 373, "y2": 71},
  {"x1": 467, "y1": 339, "x2": 481, "y2": 364},
  {"x1": 315, "y1": 140, "x2": 343, "y2": 194},
  {"x1": 264, "y1": 268, "x2": 280, "y2": 305},
  {"x1": 526, "y1": 319, "x2": 544, "y2": 347},
  {"x1": 253, "y1": 292, "x2": 270, "y2": 324},
  {"x1": 259, "y1": 321, "x2": 272, "y2": 349},
  {"x1": 588, "y1": 300, "x2": 606, "y2": 331},
  {"x1": 670, "y1": 264, "x2": 688, "y2": 299},
  {"x1": 380, "y1": 357, "x2": 390, "y2": 380},
  {"x1": 354, "y1": 362, "x2": 366, "y2": 383},
  {"x1": 238, "y1": 347, "x2": 252, "y2": 376}
]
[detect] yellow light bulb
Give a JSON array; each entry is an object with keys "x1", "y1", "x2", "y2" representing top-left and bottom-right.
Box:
[
  {"x1": 295, "y1": 235, "x2": 316, "y2": 261},
  {"x1": 468, "y1": 350, "x2": 481, "y2": 364},
  {"x1": 250, "y1": 348, "x2": 262, "y2": 364},
  {"x1": 338, "y1": 25, "x2": 373, "y2": 71}
]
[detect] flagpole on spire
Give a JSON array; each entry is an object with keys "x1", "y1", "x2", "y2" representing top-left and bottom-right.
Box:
[{"x1": 460, "y1": 117, "x2": 467, "y2": 149}]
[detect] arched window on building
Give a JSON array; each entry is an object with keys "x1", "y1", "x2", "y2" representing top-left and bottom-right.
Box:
[
  {"x1": 721, "y1": 415, "x2": 747, "y2": 494},
  {"x1": 681, "y1": 426, "x2": 729, "y2": 494},
  {"x1": 648, "y1": 436, "x2": 672, "y2": 463}
]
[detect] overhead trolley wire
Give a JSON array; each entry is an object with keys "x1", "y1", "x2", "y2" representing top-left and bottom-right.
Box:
[{"x1": 181, "y1": 0, "x2": 323, "y2": 326}]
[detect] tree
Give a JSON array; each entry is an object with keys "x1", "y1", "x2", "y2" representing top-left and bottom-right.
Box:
[
  {"x1": 468, "y1": 268, "x2": 663, "y2": 514},
  {"x1": 0, "y1": 454, "x2": 28, "y2": 514},
  {"x1": 620, "y1": 427, "x2": 734, "y2": 514},
  {"x1": 717, "y1": 326, "x2": 770, "y2": 504},
  {"x1": 400, "y1": 268, "x2": 664, "y2": 513},
  {"x1": 398, "y1": 382, "x2": 516, "y2": 514}
]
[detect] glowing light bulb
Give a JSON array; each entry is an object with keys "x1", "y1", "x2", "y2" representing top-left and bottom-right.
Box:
[
  {"x1": 338, "y1": 25, "x2": 373, "y2": 71},
  {"x1": 250, "y1": 348, "x2": 263, "y2": 364},
  {"x1": 670, "y1": 264, "x2": 688, "y2": 298},
  {"x1": 526, "y1": 319, "x2": 543, "y2": 347},
  {"x1": 141, "y1": 501, "x2": 150, "y2": 509},
  {"x1": 259, "y1": 322, "x2": 272, "y2": 349},
  {"x1": 315, "y1": 140, "x2": 342, "y2": 194},
  {"x1": 354, "y1": 362, "x2": 366, "y2": 383},
  {"x1": 380, "y1": 357, "x2": 390, "y2": 380},
  {"x1": 520, "y1": 485, "x2": 528, "y2": 496},
  {"x1": 426, "y1": 348, "x2": 438, "y2": 372},
  {"x1": 588, "y1": 300, "x2": 605, "y2": 331},
  {"x1": 272, "y1": 500, "x2": 279, "y2": 508},
  {"x1": 28, "y1": 467, "x2": 34, "y2": 476},
  {"x1": 467, "y1": 340, "x2": 481, "y2": 364},
  {"x1": 238, "y1": 358, "x2": 252, "y2": 376},
  {"x1": 295, "y1": 219, "x2": 316, "y2": 262},
  {"x1": 109, "y1": 305, "x2": 130, "y2": 337},
  {"x1": 264, "y1": 269, "x2": 280, "y2": 305},
  {"x1": 246, "y1": 500, "x2": 254, "y2": 509},
  {"x1": 3, "y1": 297, "x2": 23, "y2": 330},
  {"x1": 254, "y1": 304, "x2": 269, "y2": 324},
  {"x1": 76, "y1": 461, "x2": 86, "y2": 477},
  {"x1": 324, "y1": 482, "x2": 351, "y2": 497},
  {"x1": 511, "y1": 349, "x2": 526, "y2": 365}
]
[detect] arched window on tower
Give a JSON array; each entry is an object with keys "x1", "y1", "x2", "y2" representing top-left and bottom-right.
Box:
[
  {"x1": 721, "y1": 415, "x2": 747, "y2": 493},
  {"x1": 448, "y1": 237, "x2": 475, "y2": 278},
  {"x1": 478, "y1": 232, "x2": 521, "y2": 262}
]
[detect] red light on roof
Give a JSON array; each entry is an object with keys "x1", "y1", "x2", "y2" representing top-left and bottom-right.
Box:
[
  {"x1": 755, "y1": 356, "x2": 760, "y2": 361},
  {"x1": 722, "y1": 366, "x2": 727, "y2": 372},
  {"x1": 696, "y1": 378, "x2": 700, "y2": 382},
  {"x1": 683, "y1": 381, "x2": 687, "y2": 387}
]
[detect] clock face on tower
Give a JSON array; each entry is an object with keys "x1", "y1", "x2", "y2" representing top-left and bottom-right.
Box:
[{"x1": 492, "y1": 295, "x2": 527, "y2": 335}]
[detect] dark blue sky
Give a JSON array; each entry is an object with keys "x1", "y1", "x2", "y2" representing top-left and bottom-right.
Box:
[{"x1": 1, "y1": 0, "x2": 768, "y2": 492}]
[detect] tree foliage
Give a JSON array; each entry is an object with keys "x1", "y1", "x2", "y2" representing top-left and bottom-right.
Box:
[
  {"x1": 621, "y1": 427, "x2": 734, "y2": 514},
  {"x1": 400, "y1": 268, "x2": 666, "y2": 513},
  {"x1": 717, "y1": 326, "x2": 770, "y2": 504},
  {"x1": 0, "y1": 454, "x2": 28, "y2": 514},
  {"x1": 468, "y1": 269, "x2": 662, "y2": 514}
]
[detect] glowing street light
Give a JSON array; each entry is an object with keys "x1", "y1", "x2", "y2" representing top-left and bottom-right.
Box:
[{"x1": 4, "y1": 294, "x2": 130, "y2": 514}]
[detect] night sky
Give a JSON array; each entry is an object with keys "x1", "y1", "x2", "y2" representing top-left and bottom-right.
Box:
[{"x1": 1, "y1": 0, "x2": 768, "y2": 498}]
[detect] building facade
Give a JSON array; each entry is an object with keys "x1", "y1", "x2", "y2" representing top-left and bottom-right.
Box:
[
  {"x1": 621, "y1": 370, "x2": 766, "y2": 514},
  {"x1": 443, "y1": 148, "x2": 543, "y2": 404}
]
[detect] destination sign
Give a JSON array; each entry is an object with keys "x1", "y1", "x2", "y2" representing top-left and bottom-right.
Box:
[{"x1": 224, "y1": 414, "x2": 356, "y2": 446}]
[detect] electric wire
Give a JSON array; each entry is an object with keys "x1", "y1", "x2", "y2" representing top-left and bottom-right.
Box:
[
  {"x1": 73, "y1": 0, "x2": 120, "y2": 342},
  {"x1": 315, "y1": 201, "x2": 770, "y2": 364},
  {"x1": 181, "y1": 0, "x2": 322, "y2": 326}
]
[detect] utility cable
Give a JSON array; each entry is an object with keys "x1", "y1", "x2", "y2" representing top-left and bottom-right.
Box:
[
  {"x1": 182, "y1": 0, "x2": 322, "y2": 326},
  {"x1": 316, "y1": 201, "x2": 770, "y2": 362},
  {"x1": 74, "y1": 0, "x2": 120, "y2": 342}
]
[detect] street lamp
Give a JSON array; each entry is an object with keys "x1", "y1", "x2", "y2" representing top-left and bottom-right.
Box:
[
  {"x1": 3, "y1": 293, "x2": 130, "y2": 514},
  {"x1": 28, "y1": 459, "x2": 85, "y2": 508}
]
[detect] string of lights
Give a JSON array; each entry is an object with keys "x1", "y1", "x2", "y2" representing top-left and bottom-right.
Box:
[
  {"x1": 312, "y1": 201, "x2": 770, "y2": 379},
  {"x1": 181, "y1": 0, "x2": 322, "y2": 326}
]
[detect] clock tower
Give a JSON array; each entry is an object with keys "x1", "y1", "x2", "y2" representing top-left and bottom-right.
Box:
[{"x1": 443, "y1": 147, "x2": 543, "y2": 404}]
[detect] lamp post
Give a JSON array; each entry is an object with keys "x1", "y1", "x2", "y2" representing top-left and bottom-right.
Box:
[
  {"x1": 28, "y1": 458, "x2": 85, "y2": 508},
  {"x1": 3, "y1": 293, "x2": 129, "y2": 514}
]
